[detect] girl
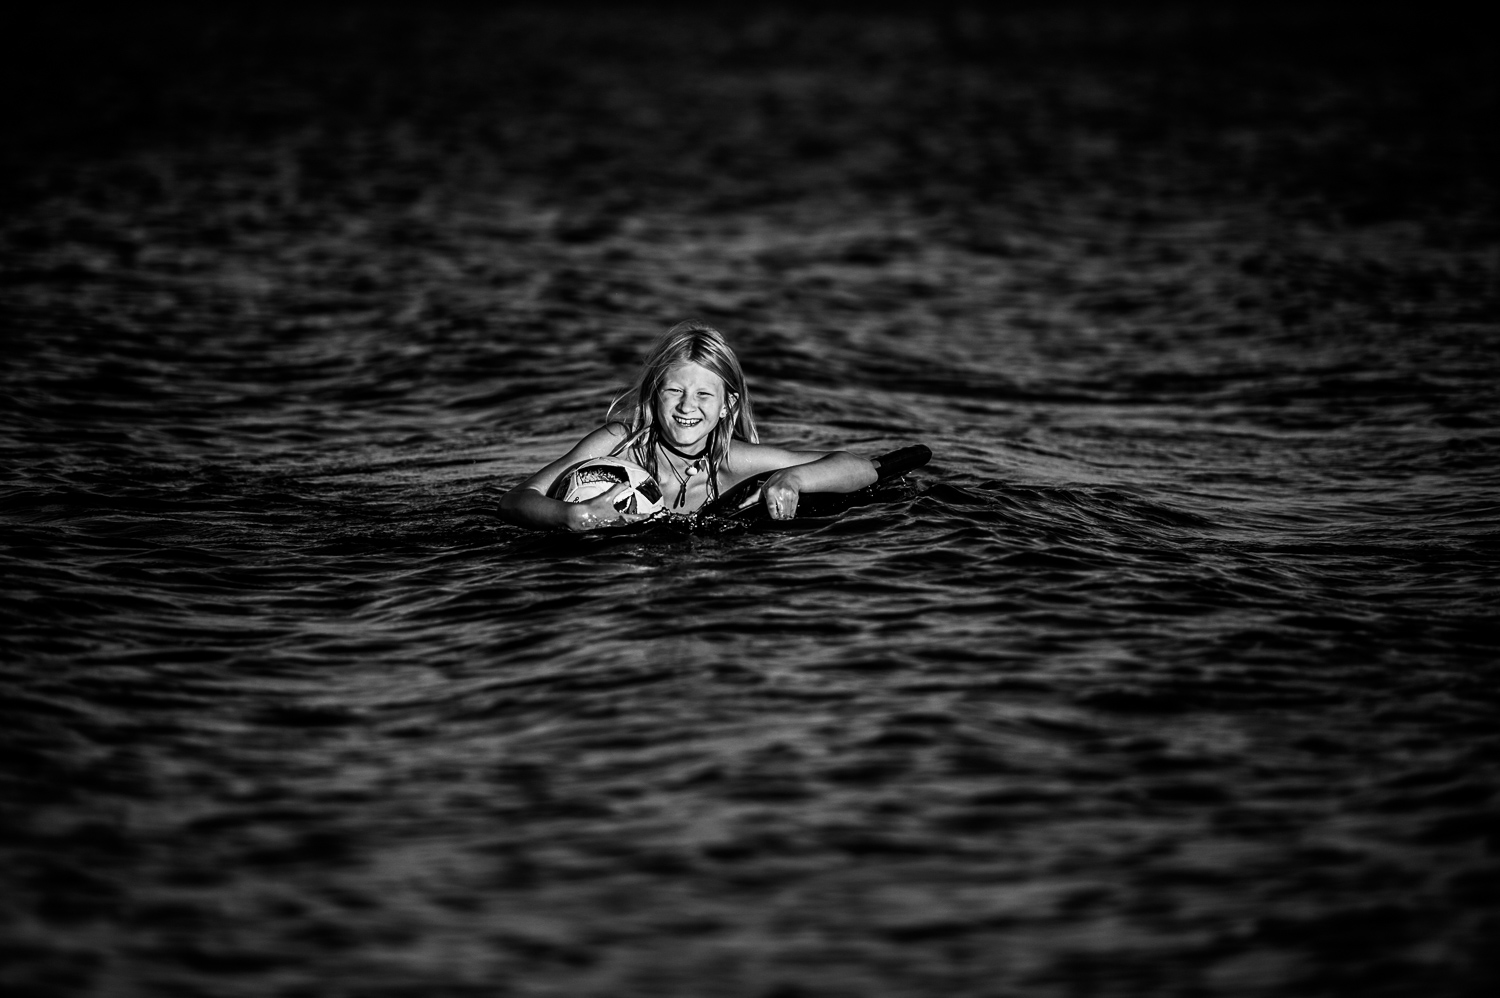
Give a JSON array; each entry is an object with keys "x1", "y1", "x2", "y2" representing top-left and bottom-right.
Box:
[{"x1": 500, "y1": 321, "x2": 877, "y2": 531}]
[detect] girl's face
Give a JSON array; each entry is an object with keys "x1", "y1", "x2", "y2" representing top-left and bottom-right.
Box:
[{"x1": 655, "y1": 361, "x2": 729, "y2": 451}]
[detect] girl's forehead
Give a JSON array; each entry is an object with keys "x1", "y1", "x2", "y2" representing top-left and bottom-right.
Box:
[{"x1": 661, "y1": 361, "x2": 724, "y2": 391}]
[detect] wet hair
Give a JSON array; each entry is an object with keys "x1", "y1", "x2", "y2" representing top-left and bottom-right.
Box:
[{"x1": 607, "y1": 321, "x2": 759, "y2": 494}]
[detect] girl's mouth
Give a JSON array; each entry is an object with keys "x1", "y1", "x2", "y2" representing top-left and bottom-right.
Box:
[{"x1": 673, "y1": 415, "x2": 702, "y2": 427}]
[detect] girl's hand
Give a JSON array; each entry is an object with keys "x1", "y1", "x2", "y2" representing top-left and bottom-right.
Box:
[
  {"x1": 566, "y1": 483, "x2": 651, "y2": 532},
  {"x1": 761, "y1": 468, "x2": 803, "y2": 520}
]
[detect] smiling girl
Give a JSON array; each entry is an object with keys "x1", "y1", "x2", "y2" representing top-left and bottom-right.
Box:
[{"x1": 499, "y1": 321, "x2": 877, "y2": 531}]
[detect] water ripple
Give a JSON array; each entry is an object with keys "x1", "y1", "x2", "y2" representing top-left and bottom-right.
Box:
[{"x1": 4, "y1": 2, "x2": 1499, "y2": 996}]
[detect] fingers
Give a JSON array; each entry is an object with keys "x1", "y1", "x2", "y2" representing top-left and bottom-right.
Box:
[
  {"x1": 738, "y1": 483, "x2": 799, "y2": 518},
  {"x1": 765, "y1": 486, "x2": 798, "y2": 520},
  {"x1": 586, "y1": 482, "x2": 629, "y2": 511},
  {"x1": 570, "y1": 484, "x2": 631, "y2": 530},
  {"x1": 572, "y1": 484, "x2": 651, "y2": 532}
]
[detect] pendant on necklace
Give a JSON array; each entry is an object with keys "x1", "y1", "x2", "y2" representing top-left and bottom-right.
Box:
[{"x1": 670, "y1": 457, "x2": 703, "y2": 509}]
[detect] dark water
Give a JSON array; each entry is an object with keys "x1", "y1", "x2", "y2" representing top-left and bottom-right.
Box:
[{"x1": 3, "y1": 3, "x2": 1498, "y2": 996}]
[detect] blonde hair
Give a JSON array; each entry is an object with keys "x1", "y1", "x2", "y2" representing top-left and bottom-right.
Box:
[{"x1": 607, "y1": 321, "x2": 758, "y2": 495}]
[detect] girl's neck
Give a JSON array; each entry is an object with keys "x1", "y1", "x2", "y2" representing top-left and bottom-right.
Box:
[{"x1": 656, "y1": 431, "x2": 707, "y2": 462}]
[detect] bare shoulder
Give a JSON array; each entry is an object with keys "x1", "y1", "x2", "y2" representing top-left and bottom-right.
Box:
[
  {"x1": 555, "y1": 422, "x2": 631, "y2": 465},
  {"x1": 515, "y1": 422, "x2": 632, "y2": 496},
  {"x1": 583, "y1": 421, "x2": 632, "y2": 450}
]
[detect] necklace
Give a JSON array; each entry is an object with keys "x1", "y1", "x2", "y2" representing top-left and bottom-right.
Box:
[
  {"x1": 661, "y1": 447, "x2": 705, "y2": 509},
  {"x1": 656, "y1": 433, "x2": 707, "y2": 462},
  {"x1": 652, "y1": 429, "x2": 719, "y2": 510}
]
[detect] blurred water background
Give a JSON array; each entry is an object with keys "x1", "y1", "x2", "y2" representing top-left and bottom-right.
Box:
[{"x1": 2, "y1": 2, "x2": 1497, "y2": 995}]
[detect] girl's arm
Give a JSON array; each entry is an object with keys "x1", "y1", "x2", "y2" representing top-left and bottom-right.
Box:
[
  {"x1": 499, "y1": 424, "x2": 649, "y2": 531},
  {"x1": 726, "y1": 442, "x2": 878, "y2": 521}
]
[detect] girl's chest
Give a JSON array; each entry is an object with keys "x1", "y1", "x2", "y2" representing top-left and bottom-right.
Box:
[{"x1": 658, "y1": 466, "x2": 719, "y2": 513}]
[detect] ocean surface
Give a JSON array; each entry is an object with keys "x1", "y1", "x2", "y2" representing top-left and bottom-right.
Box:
[{"x1": 2, "y1": 3, "x2": 1497, "y2": 996}]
